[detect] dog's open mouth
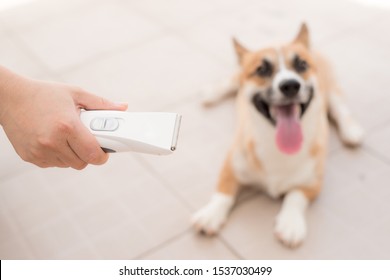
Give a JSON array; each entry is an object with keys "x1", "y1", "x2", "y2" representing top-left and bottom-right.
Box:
[{"x1": 252, "y1": 94, "x2": 313, "y2": 155}]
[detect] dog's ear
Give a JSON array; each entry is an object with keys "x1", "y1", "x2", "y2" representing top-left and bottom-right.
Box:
[
  {"x1": 293, "y1": 23, "x2": 310, "y2": 49},
  {"x1": 232, "y1": 37, "x2": 249, "y2": 64}
]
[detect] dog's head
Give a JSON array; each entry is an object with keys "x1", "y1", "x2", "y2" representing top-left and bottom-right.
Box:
[{"x1": 234, "y1": 23, "x2": 316, "y2": 155}]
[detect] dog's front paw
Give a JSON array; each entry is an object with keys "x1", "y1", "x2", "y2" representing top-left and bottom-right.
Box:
[
  {"x1": 191, "y1": 193, "x2": 234, "y2": 236},
  {"x1": 274, "y1": 211, "x2": 307, "y2": 248},
  {"x1": 192, "y1": 206, "x2": 227, "y2": 236},
  {"x1": 340, "y1": 120, "x2": 364, "y2": 147}
]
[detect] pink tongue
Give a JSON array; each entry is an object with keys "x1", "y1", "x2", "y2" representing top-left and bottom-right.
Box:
[{"x1": 275, "y1": 105, "x2": 303, "y2": 154}]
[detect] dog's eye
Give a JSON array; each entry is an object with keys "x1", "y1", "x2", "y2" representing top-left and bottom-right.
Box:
[
  {"x1": 255, "y1": 60, "x2": 273, "y2": 77},
  {"x1": 293, "y1": 56, "x2": 309, "y2": 73}
]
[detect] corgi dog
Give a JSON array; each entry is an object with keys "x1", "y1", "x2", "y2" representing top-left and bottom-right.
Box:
[{"x1": 192, "y1": 23, "x2": 364, "y2": 248}]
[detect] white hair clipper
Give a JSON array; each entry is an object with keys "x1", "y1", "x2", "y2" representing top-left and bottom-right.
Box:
[{"x1": 80, "y1": 111, "x2": 181, "y2": 155}]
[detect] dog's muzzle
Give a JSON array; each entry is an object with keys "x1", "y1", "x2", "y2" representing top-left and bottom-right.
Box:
[{"x1": 251, "y1": 85, "x2": 314, "y2": 126}]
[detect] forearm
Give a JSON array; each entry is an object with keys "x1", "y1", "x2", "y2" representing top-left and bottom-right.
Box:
[{"x1": 0, "y1": 66, "x2": 30, "y2": 125}]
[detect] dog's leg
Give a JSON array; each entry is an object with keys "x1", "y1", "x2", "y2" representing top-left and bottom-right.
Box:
[
  {"x1": 192, "y1": 152, "x2": 239, "y2": 235},
  {"x1": 274, "y1": 189, "x2": 310, "y2": 248},
  {"x1": 201, "y1": 73, "x2": 240, "y2": 106},
  {"x1": 274, "y1": 141, "x2": 325, "y2": 248},
  {"x1": 328, "y1": 89, "x2": 364, "y2": 146}
]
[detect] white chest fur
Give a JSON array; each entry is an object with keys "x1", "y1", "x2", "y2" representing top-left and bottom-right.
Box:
[{"x1": 231, "y1": 95, "x2": 325, "y2": 198}]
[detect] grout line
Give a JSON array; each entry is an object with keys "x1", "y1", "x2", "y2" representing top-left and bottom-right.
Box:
[
  {"x1": 1, "y1": 0, "x2": 168, "y2": 80},
  {"x1": 10, "y1": 27, "x2": 167, "y2": 80},
  {"x1": 362, "y1": 145, "x2": 390, "y2": 167},
  {"x1": 326, "y1": 116, "x2": 390, "y2": 157},
  {"x1": 54, "y1": 0, "x2": 191, "y2": 77},
  {"x1": 2, "y1": 0, "x2": 234, "y2": 88},
  {"x1": 158, "y1": 93, "x2": 200, "y2": 111},
  {"x1": 3, "y1": 30, "x2": 59, "y2": 80},
  {"x1": 0, "y1": 0, "x2": 107, "y2": 34},
  {"x1": 120, "y1": 0, "x2": 239, "y2": 36},
  {"x1": 170, "y1": 30, "x2": 233, "y2": 67},
  {"x1": 162, "y1": 21, "x2": 233, "y2": 67},
  {"x1": 1, "y1": 1, "x2": 113, "y2": 81},
  {"x1": 356, "y1": 120, "x2": 390, "y2": 166},
  {"x1": 133, "y1": 154, "x2": 194, "y2": 212},
  {"x1": 134, "y1": 227, "x2": 191, "y2": 259},
  {"x1": 0, "y1": 166, "x2": 37, "y2": 185},
  {"x1": 31, "y1": 175, "x2": 103, "y2": 259},
  {"x1": 219, "y1": 236, "x2": 245, "y2": 260},
  {"x1": 216, "y1": 191, "x2": 262, "y2": 260},
  {"x1": 0, "y1": 203, "x2": 36, "y2": 259},
  {"x1": 365, "y1": 117, "x2": 390, "y2": 134},
  {"x1": 0, "y1": 169, "x2": 59, "y2": 259},
  {"x1": 54, "y1": 31, "x2": 167, "y2": 78},
  {"x1": 0, "y1": 167, "x2": 31, "y2": 184},
  {"x1": 120, "y1": 0, "x2": 233, "y2": 67},
  {"x1": 314, "y1": 197, "x2": 378, "y2": 248},
  {"x1": 316, "y1": 9, "x2": 386, "y2": 48}
]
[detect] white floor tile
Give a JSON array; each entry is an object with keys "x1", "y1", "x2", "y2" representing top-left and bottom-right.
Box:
[
  {"x1": 62, "y1": 35, "x2": 229, "y2": 111},
  {"x1": 0, "y1": 129, "x2": 32, "y2": 181},
  {"x1": 0, "y1": 170, "x2": 52, "y2": 212},
  {"x1": 0, "y1": 32, "x2": 47, "y2": 78},
  {"x1": 366, "y1": 123, "x2": 390, "y2": 163},
  {"x1": 179, "y1": 0, "x2": 380, "y2": 65},
  {"x1": 57, "y1": 242, "x2": 101, "y2": 259},
  {"x1": 220, "y1": 194, "x2": 371, "y2": 259},
  {"x1": 0, "y1": 206, "x2": 20, "y2": 247},
  {"x1": 319, "y1": 22, "x2": 390, "y2": 130},
  {"x1": 23, "y1": 216, "x2": 86, "y2": 259},
  {"x1": 125, "y1": 0, "x2": 245, "y2": 29},
  {"x1": 142, "y1": 231, "x2": 238, "y2": 260},
  {"x1": 0, "y1": 0, "x2": 98, "y2": 31},
  {"x1": 16, "y1": 1, "x2": 162, "y2": 71},
  {"x1": 0, "y1": 235, "x2": 35, "y2": 259}
]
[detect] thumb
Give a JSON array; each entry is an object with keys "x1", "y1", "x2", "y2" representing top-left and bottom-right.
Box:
[{"x1": 72, "y1": 88, "x2": 128, "y2": 111}]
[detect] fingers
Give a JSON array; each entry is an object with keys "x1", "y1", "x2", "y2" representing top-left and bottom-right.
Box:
[
  {"x1": 26, "y1": 137, "x2": 89, "y2": 169},
  {"x1": 4, "y1": 78, "x2": 119, "y2": 170},
  {"x1": 63, "y1": 87, "x2": 127, "y2": 167},
  {"x1": 66, "y1": 87, "x2": 127, "y2": 167},
  {"x1": 57, "y1": 87, "x2": 121, "y2": 167},
  {"x1": 38, "y1": 86, "x2": 124, "y2": 168},
  {"x1": 67, "y1": 120, "x2": 109, "y2": 166},
  {"x1": 72, "y1": 88, "x2": 128, "y2": 111},
  {"x1": 59, "y1": 143, "x2": 88, "y2": 170},
  {"x1": 37, "y1": 140, "x2": 96, "y2": 169}
]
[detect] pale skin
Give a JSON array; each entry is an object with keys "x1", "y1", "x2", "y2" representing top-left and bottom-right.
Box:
[{"x1": 0, "y1": 66, "x2": 128, "y2": 169}]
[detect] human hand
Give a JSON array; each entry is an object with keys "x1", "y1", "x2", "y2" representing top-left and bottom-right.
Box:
[{"x1": 0, "y1": 71, "x2": 127, "y2": 169}]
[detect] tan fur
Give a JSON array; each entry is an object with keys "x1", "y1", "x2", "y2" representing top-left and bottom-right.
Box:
[
  {"x1": 230, "y1": 27, "x2": 329, "y2": 202},
  {"x1": 293, "y1": 22, "x2": 310, "y2": 49},
  {"x1": 232, "y1": 38, "x2": 249, "y2": 64},
  {"x1": 297, "y1": 182, "x2": 321, "y2": 201},
  {"x1": 216, "y1": 151, "x2": 240, "y2": 197},
  {"x1": 193, "y1": 23, "x2": 363, "y2": 247},
  {"x1": 303, "y1": 138, "x2": 327, "y2": 201},
  {"x1": 232, "y1": 24, "x2": 330, "y2": 201},
  {"x1": 247, "y1": 139, "x2": 263, "y2": 171}
]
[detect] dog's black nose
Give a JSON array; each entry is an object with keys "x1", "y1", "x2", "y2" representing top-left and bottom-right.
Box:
[{"x1": 279, "y1": 79, "x2": 300, "y2": 98}]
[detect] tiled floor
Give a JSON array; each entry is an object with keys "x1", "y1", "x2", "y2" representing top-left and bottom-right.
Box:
[{"x1": 1, "y1": 0, "x2": 390, "y2": 259}]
